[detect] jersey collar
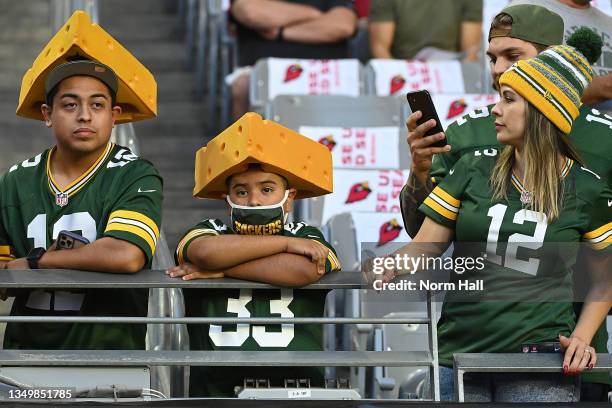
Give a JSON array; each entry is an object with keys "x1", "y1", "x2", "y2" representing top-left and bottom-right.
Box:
[
  {"x1": 46, "y1": 142, "x2": 114, "y2": 198},
  {"x1": 511, "y1": 157, "x2": 574, "y2": 195}
]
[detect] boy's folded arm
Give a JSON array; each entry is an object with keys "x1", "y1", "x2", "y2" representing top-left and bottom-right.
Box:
[
  {"x1": 222, "y1": 253, "x2": 323, "y2": 287},
  {"x1": 186, "y1": 234, "x2": 289, "y2": 270}
]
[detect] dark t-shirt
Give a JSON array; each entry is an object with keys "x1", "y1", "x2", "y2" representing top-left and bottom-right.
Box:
[{"x1": 232, "y1": 0, "x2": 354, "y2": 66}]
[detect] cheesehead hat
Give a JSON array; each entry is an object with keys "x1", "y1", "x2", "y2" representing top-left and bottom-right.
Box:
[
  {"x1": 194, "y1": 113, "x2": 333, "y2": 200},
  {"x1": 17, "y1": 10, "x2": 156, "y2": 123}
]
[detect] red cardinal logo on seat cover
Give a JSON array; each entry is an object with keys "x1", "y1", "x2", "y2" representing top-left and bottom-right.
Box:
[
  {"x1": 284, "y1": 64, "x2": 303, "y2": 82},
  {"x1": 345, "y1": 182, "x2": 372, "y2": 204},
  {"x1": 318, "y1": 135, "x2": 337, "y2": 152},
  {"x1": 446, "y1": 98, "x2": 468, "y2": 119},
  {"x1": 389, "y1": 75, "x2": 406, "y2": 95},
  {"x1": 377, "y1": 218, "x2": 403, "y2": 247}
]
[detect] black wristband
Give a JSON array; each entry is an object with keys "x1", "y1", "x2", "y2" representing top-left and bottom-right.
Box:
[
  {"x1": 276, "y1": 26, "x2": 284, "y2": 42},
  {"x1": 26, "y1": 247, "x2": 46, "y2": 269}
]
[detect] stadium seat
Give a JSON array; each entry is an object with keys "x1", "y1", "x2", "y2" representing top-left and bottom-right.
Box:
[
  {"x1": 366, "y1": 59, "x2": 487, "y2": 96},
  {"x1": 250, "y1": 58, "x2": 367, "y2": 113},
  {"x1": 267, "y1": 95, "x2": 410, "y2": 226}
]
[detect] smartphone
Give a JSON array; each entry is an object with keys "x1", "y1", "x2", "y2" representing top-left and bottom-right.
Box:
[
  {"x1": 406, "y1": 90, "x2": 447, "y2": 148},
  {"x1": 56, "y1": 230, "x2": 90, "y2": 250}
]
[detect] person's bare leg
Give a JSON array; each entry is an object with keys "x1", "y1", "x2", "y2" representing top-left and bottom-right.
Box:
[{"x1": 231, "y1": 72, "x2": 251, "y2": 120}]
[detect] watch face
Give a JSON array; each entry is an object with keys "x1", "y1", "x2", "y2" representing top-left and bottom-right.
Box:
[
  {"x1": 26, "y1": 247, "x2": 46, "y2": 269},
  {"x1": 27, "y1": 247, "x2": 46, "y2": 259}
]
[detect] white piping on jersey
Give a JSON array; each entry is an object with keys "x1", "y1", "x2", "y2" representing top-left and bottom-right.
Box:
[
  {"x1": 583, "y1": 229, "x2": 612, "y2": 244},
  {"x1": 429, "y1": 192, "x2": 459, "y2": 213}
]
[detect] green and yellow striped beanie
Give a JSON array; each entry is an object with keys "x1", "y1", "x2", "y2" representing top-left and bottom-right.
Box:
[{"x1": 499, "y1": 27, "x2": 603, "y2": 134}]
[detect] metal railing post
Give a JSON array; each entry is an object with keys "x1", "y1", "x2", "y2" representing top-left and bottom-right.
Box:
[{"x1": 427, "y1": 291, "x2": 440, "y2": 401}]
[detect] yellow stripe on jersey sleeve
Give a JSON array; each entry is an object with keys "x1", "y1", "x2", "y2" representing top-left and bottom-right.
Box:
[
  {"x1": 106, "y1": 210, "x2": 160, "y2": 255},
  {"x1": 108, "y1": 210, "x2": 160, "y2": 238},
  {"x1": 310, "y1": 240, "x2": 342, "y2": 272},
  {"x1": 328, "y1": 251, "x2": 342, "y2": 271},
  {"x1": 106, "y1": 223, "x2": 157, "y2": 255},
  {"x1": 432, "y1": 186, "x2": 460, "y2": 208},
  {"x1": 591, "y1": 239, "x2": 611, "y2": 251},
  {"x1": 423, "y1": 196, "x2": 458, "y2": 221},
  {"x1": 176, "y1": 228, "x2": 220, "y2": 264},
  {"x1": 583, "y1": 222, "x2": 612, "y2": 240},
  {"x1": 0, "y1": 246, "x2": 14, "y2": 256},
  {"x1": 583, "y1": 221, "x2": 612, "y2": 251}
]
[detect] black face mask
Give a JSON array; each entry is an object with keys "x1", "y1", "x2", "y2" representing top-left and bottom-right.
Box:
[{"x1": 226, "y1": 191, "x2": 289, "y2": 235}]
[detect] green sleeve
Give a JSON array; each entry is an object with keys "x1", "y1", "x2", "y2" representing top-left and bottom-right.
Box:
[
  {"x1": 293, "y1": 223, "x2": 342, "y2": 273},
  {"x1": 368, "y1": 0, "x2": 396, "y2": 22},
  {"x1": 0, "y1": 175, "x2": 15, "y2": 262},
  {"x1": 581, "y1": 185, "x2": 612, "y2": 252},
  {"x1": 102, "y1": 160, "x2": 163, "y2": 265},
  {"x1": 175, "y1": 219, "x2": 228, "y2": 265},
  {"x1": 430, "y1": 103, "x2": 499, "y2": 185},
  {"x1": 419, "y1": 154, "x2": 472, "y2": 229},
  {"x1": 461, "y1": 0, "x2": 483, "y2": 22},
  {"x1": 429, "y1": 150, "x2": 455, "y2": 186},
  {"x1": 429, "y1": 119, "x2": 463, "y2": 185}
]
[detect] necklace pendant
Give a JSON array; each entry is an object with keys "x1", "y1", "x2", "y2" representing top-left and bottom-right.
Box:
[
  {"x1": 55, "y1": 192, "x2": 69, "y2": 207},
  {"x1": 520, "y1": 190, "x2": 532, "y2": 206}
]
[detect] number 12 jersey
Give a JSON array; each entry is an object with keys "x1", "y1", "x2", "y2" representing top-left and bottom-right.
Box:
[{"x1": 420, "y1": 150, "x2": 612, "y2": 367}]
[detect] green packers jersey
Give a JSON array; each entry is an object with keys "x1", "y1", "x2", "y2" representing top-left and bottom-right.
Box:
[
  {"x1": 419, "y1": 151, "x2": 612, "y2": 369},
  {"x1": 424, "y1": 104, "x2": 612, "y2": 384},
  {"x1": 429, "y1": 104, "x2": 612, "y2": 184},
  {"x1": 176, "y1": 219, "x2": 341, "y2": 397},
  {"x1": 0, "y1": 142, "x2": 163, "y2": 350}
]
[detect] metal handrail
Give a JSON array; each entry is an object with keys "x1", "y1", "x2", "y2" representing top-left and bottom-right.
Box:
[
  {"x1": 0, "y1": 350, "x2": 433, "y2": 368},
  {"x1": 184, "y1": 0, "x2": 198, "y2": 70},
  {"x1": 1, "y1": 271, "x2": 439, "y2": 400},
  {"x1": 453, "y1": 353, "x2": 612, "y2": 402},
  {"x1": 0, "y1": 269, "x2": 361, "y2": 289},
  {"x1": 0, "y1": 317, "x2": 432, "y2": 325},
  {"x1": 194, "y1": 0, "x2": 208, "y2": 101}
]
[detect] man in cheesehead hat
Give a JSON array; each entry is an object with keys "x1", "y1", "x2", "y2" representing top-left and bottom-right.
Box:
[{"x1": 0, "y1": 11, "x2": 162, "y2": 351}]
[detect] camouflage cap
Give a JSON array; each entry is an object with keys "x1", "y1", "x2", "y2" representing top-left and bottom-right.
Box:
[{"x1": 488, "y1": 4, "x2": 564, "y2": 46}]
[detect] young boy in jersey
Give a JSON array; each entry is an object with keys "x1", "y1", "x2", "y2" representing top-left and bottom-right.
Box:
[
  {"x1": 167, "y1": 113, "x2": 341, "y2": 397},
  {"x1": 0, "y1": 13, "x2": 162, "y2": 350}
]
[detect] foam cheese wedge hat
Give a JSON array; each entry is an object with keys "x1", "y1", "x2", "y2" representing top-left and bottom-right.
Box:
[
  {"x1": 17, "y1": 10, "x2": 156, "y2": 123},
  {"x1": 194, "y1": 113, "x2": 333, "y2": 200}
]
